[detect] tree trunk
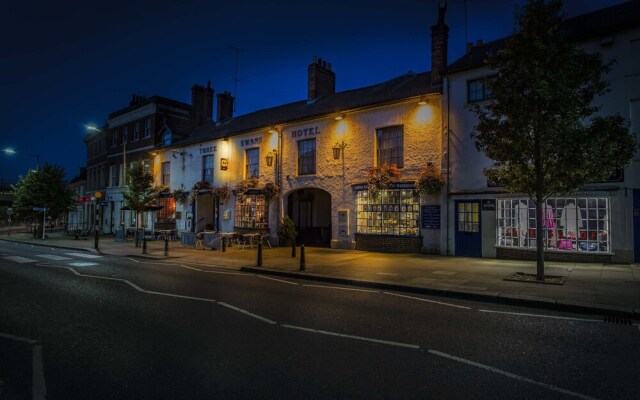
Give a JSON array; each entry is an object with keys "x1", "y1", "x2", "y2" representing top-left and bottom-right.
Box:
[{"x1": 535, "y1": 194, "x2": 545, "y2": 281}]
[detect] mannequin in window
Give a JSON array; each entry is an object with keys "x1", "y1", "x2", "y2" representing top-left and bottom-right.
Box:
[
  {"x1": 542, "y1": 202, "x2": 556, "y2": 248},
  {"x1": 559, "y1": 200, "x2": 583, "y2": 241},
  {"x1": 515, "y1": 200, "x2": 528, "y2": 246}
]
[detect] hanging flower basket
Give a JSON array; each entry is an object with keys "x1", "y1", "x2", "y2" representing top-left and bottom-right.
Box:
[
  {"x1": 190, "y1": 181, "x2": 211, "y2": 201},
  {"x1": 367, "y1": 163, "x2": 402, "y2": 199},
  {"x1": 263, "y1": 181, "x2": 280, "y2": 203},
  {"x1": 213, "y1": 184, "x2": 230, "y2": 204},
  {"x1": 234, "y1": 178, "x2": 259, "y2": 202},
  {"x1": 172, "y1": 188, "x2": 188, "y2": 205},
  {"x1": 416, "y1": 164, "x2": 444, "y2": 196}
]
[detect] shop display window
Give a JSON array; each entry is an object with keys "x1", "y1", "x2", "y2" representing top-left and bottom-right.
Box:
[
  {"x1": 356, "y1": 189, "x2": 420, "y2": 236},
  {"x1": 496, "y1": 197, "x2": 609, "y2": 252},
  {"x1": 234, "y1": 194, "x2": 268, "y2": 229}
]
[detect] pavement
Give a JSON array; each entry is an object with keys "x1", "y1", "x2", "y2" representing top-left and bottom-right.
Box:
[{"x1": 2, "y1": 226, "x2": 639, "y2": 320}]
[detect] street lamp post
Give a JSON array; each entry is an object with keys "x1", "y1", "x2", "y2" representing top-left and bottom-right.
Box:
[{"x1": 2, "y1": 148, "x2": 41, "y2": 171}]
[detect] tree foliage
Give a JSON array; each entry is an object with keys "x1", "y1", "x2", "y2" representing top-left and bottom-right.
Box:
[
  {"x1": 471, "y1": 0, "x2": 636, "y2": 279},
  {"x1": 122, "y1": 162, "x2": 162, "y2": 225},
  {"x1": 12, "y1": 163, "x2": 75, "y2": 221}
]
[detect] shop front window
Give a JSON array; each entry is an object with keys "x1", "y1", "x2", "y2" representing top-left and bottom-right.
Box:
[
  {"x1": 234, "y1": 194, "x2": 268, "y2": 229},
  {"x1": 356, "y1": 189, "x2": 420, "y2": 236},
  {"x1": 496, "y1": 197, "x2": 610, "y2": 252}
]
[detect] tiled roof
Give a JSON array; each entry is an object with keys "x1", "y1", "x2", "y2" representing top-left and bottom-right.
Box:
[
  {"x1": 447, "y1": 1, "x2": 640, "y2": 74},
  {"x1": 170, "y1": 71, "x2": 435, "y2": 147}
]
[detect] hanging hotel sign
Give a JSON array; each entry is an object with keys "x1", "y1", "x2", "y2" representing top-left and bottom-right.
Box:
[
  {"x1": 220, "y1": 158, "x2": 229, "y2": 170},
  {"x1": 291, "y1": 126, "x2": 320, "y2": 138},
  {"x1": 240, "y1": 137, "x2": 263, "y2": 147}
]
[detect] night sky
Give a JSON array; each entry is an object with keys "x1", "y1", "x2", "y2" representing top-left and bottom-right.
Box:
[{"x1": 0, "y1": 0, "x2": 625, "y2": 184}]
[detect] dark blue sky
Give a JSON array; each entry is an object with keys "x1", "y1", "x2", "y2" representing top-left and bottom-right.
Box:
[{"x1": 0, "y1": 0, "x2": 625, "y2": 184}]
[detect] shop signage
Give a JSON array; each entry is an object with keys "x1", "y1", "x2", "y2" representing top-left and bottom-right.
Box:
[
  {"x1": 199, "y1": 146, "x2": 216, "y2": 154},
  {"x1": 220, "y1": 158, "x2": 229, "y2": 170},
  {"x1": 240, "y1": 137, "x2": 263, "y2": 147},
  {"x1": 421, "y1": 205, "x2": 440, "y2": 229},
  {"x1": 352, "y1": 182, "x2": 416, "y2": 191},
  {"x1": 481, "y1": 199, "x2": 496, "y2": 211},
  {"x1": 291, "y1": 126, "x2": 320, "y2": 138}
]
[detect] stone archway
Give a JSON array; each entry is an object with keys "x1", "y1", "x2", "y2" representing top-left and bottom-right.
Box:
[{"x1": 286, "y1": 188, "x2": 332, "y2": 247}]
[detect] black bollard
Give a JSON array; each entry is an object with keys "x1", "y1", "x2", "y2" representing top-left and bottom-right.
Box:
[
  {"x1": 164, "y1": 237, "x2": 169, "y2": 257},
  {"x1": 291, "y1": 238, "x2": 296, "y2": 258},
  {"x1": 299, "y1": 244, "x2": 305, "y2": 271},
  {"x1": 257, "y1": 242, "x2": 263, "y2": 267},
  {"x1": 222, "y1": 236, "x2": 227, "y2": 252},
  {"x1": 94, "y1": 229, "x2": 99, "y2": 250},
  {"x1": 142, "y1": 235, "x2": 147, "y2": 254}
]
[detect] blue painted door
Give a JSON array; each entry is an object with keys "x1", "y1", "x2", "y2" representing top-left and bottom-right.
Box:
[
  {"x1": 634, "y1": 190, "x2": 640, "y2": 263},
  {"x1": 455, "y1": 201, "x2": 482, "y2": 257}
]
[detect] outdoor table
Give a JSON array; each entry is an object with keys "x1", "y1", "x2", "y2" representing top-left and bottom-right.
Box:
[
  {"x1": 219, "y1": 232, "x2": 236, "y2": 248},
  {"x1": 155, "y1": 229, "x2": 174, "y2": 241},
  {"x1": 241, "y1": 232, "x2": 261, "y2": 249}
]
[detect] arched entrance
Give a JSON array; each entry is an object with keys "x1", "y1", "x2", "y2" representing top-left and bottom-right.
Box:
[{"x1": 286, "y1": 188, "x2": 331, "y2": 247}]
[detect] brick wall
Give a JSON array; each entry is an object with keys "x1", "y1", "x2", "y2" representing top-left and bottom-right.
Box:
[
  {"x1": 355, "y1": 234, "x2": 422, "y2": 253},
  {"x1": 496, "y1": 247, "x2": 613, "y2": 263}
]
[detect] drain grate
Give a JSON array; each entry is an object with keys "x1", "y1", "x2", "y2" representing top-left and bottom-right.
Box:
[{"x1": 603, "y1": 316, "x2": 633, "y2": 325}]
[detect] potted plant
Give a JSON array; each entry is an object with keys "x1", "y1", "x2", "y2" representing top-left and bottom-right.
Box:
[
  {"x1": 263, "y1": 180, "x2": 279, "y2": 203},
  {"x1": 213, "y1": 184, "x2": 231, "y2": 204},
  {"x1": 172, "y1": 188, "x2": 188, "y2": 205},
  {"x1": 416, "y1": 164, "x2": 444, "y2": 196},
  {"x1": 277, "y1": 216, "x2": 297, "y2": 246},
  {"x1": 190, "y1": 181, "x2": 211, "y2": 201},
  {"x1": 234, "y1": 177, "x2": 259, "y2": 202},
  {"x1": 367, "y1": 162, "x2": 402, "y2": 199}
]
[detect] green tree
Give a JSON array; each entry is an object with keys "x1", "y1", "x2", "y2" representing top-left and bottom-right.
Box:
[
  {"x1": 471, "y1": 0, "x2": 636, "y2": 280},
  {"x1": 12, "y1": 163, "x2": 75, "y2": 236},
  {"x1": 122, "y1": 162, "x2": 162, "y2": 245}
]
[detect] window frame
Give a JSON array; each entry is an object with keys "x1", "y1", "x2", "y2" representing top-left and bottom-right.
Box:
[
  {"x1": 144, "y1": 119, "x2": 152, "y2": 138},
  {"x1": 234, "y1": 193, "x2": 268, "y2": 229},
  {"x1": 467, "y1": 77, "x2": 494, "y2": 103},
  {"x1": 356, "y1": 189, "x2": 420, "y2": 236},
  {"x1": 297, "y1": 138, "x2": 316, "y2": 176},
  {"x1": 245, "y1": 148, "x2": 260, "y2": 179},
  {"x1": 376, "y1": 125, "x2": 404, "y2": 168},
  {"x1": 202, "y1": 155, "x2": 214, "y2": 183},
  {"x1": 161, "y1": 161, "x2": 171, "y2": 186}
]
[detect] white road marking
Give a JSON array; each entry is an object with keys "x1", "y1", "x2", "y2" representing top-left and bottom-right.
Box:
[
  {"x1": 3, "y1": 256, "x2": 37, "y2": 263},
  {"x1": 145, "y1": 290, "x2": 218, "y2": 303},
  {"x1": 218, "y1": 302, "x2": 277, "y2": 324},
  {"x1": 64, "y1": 252, "x2": 102, "y2": 259},
  {"x1": 257, "y1": 275, "x2": 299, "y2": 285},
  {"x1": 128, "y1": 257, "x2": 140, "y2": 263},
  {"x1": 384, "y1": 292, "x2": 472, "y2": 309},
  {"x1": 303, "y1": 284, "x2": 379, "y2": 293},
  {"x1": 35, "y1": 254, "x2": 71, "y2": 261},
  {"x1": 432, "y1": 271, "x2": 457, "y2": 275},
  {"x1": 428, "y1": 350, "x2": 598, "y2": 400},
  {"x1": 0, "y1": 332, "x2": 39, "y2": 344},
  {"x1": 68, "y1": 262, "x2": 99, "y2": 267},
  {"x1": 478, "y1": 309, "x2": 603, "y2": 323},
  {"x1": 179, "y1": 264, "x2": 247, "y2": 276},
  {"x1": 376, "y1": 272, "x2": 398, "y2": 276},
  {"x1": 282, "y1": 324, "x2": 420, "y2": 349}
]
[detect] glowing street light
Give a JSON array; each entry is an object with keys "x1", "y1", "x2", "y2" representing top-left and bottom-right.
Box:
[{"x1": 2, "y1": 148, "x2": 41, "y2": 170}]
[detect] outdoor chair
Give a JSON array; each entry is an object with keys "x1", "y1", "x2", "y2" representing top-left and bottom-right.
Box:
[{"x1": 259, "y1": 232, "x2": 271, "y2": 248}]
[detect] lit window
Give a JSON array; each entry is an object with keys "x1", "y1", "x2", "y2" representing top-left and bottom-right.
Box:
[
  {"x1": 356, "y1": 189, "x2": 419, "y2": 236},
  {"x1": 234, "y1": 194, "x2": 268, "y2": 229},
  {"x1": 298, "y1": 139, "x2": 316, "y2": 175},
  {"x1": 376, "y1": 126, "x2": 403, "y2": 168},
  {"x1": 496, "y1": 197, "x2": 610, "y2": 252},
  {"x1": 245, "y1": 148, "x2": 259, "y2": 179}
]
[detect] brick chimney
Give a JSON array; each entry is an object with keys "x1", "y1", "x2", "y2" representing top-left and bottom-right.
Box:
[
  {"x1": 216, "y1": 91, "x2": 235, "y2": 123},
  {"x1": 307, "y1": 56, "x2": 335, "y2": 102},
  {"x1": 129, "y1": 94, "x2": 147, "y2": 106},
  {"x1": 430, "y1": 2, "x2": 449, "y2": 88},
  {"x1": 190, "y1": 81, "x2": 214, "y2": 128}
]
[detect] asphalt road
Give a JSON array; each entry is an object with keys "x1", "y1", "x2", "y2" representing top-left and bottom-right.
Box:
[{"x1": 1, "y1": 239, "x2": 639, "y2": 400}]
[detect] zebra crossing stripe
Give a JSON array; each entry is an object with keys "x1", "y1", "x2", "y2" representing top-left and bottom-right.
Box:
[
  {"x1": 35, "y1": 254, "x2": 72, "y2": 261},
  {"x1": 63, "y1": 252, "x2": 102, "y2": 259},
  {"x1": 3, "y1": 256, "x2": 38, "y2": 263}
]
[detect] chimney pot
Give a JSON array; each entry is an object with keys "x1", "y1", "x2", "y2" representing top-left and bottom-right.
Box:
[
  {"x1": 467, "y1": 42, "x2": 474, "y2": 53},
  {"x1": 476, "y1": 39, "x2": 483, "y2": 47},
  {"x1": 307, "y1": 57, "x2": 336, "y2": 102}
]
